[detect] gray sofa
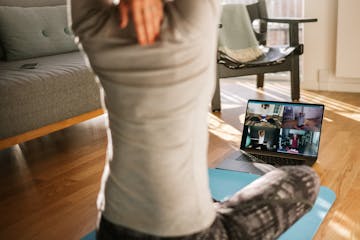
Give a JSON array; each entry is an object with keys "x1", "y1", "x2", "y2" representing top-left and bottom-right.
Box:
[{"x1": 0, "y1": 0, "x2": 101, "y2": 143}]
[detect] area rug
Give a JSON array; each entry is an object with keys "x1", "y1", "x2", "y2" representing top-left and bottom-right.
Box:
[{"x1": 82, "y1": 169, "x2": 336, "y2": 240}]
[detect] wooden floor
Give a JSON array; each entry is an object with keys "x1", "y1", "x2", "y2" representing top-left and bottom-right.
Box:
[{"x1": 0, "y1": 79, "x2": 359, "y2": 240}]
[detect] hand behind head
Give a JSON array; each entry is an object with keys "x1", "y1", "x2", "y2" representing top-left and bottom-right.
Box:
[{"x1": 118, "y1": 0, "x2": 164, "y2": 46}]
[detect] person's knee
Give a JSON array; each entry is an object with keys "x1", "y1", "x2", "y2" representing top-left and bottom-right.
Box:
[{"x1": 277, "y1": 166, "x2": 320, "y2": 204}]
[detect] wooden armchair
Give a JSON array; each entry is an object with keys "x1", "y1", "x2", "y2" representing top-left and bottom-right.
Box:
[{"x1": 211, "y1": 0, "x2": 317, "y2": 112}]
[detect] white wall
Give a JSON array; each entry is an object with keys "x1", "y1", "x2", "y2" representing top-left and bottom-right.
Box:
[
  {"x1": 336, "y1": 0, "x2": 360, "y2": 78},
  {"x1": 302, "y1": 0, "x2": 360, "y2": 92}
]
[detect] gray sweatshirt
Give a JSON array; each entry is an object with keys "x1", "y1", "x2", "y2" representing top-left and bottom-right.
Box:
[{"x1": 69, "y1": 0, "x2": 221, "y2": 237}]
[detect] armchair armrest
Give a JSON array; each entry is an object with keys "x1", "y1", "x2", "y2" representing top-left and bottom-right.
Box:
[
  {"x1": 262, "y1": 17, "x2": 318, "y2": 24},
  {"x1": 262, "y1": 17, "x2": 317, "y2": 47}
]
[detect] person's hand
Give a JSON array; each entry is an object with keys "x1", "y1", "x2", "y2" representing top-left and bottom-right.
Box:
[{"x1": 119, "y1": 0, "x2": 163, "y2": 46}]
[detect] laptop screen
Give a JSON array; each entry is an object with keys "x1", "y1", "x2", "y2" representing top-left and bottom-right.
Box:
[{"x1": 241, "y1": 100, "x2": 324, "y2": 158}]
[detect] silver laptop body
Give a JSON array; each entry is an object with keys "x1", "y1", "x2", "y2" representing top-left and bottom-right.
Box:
[{"x1": 216, "y1": 99, "x2": 325, "y2": 175}]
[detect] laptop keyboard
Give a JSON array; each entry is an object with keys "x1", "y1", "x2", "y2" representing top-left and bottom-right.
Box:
[{"x1": 250, "y1": 154, "x2": 305, "y2": 166}]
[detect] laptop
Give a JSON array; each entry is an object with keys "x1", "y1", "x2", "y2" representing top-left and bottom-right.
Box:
[{"x1": 216, "y1": 99, "x2": 325, "y2": 175}]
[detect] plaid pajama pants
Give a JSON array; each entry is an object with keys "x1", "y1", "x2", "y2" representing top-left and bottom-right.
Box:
[{"x1": 97, "y1": 166, "x2": 320, "y2": 240}]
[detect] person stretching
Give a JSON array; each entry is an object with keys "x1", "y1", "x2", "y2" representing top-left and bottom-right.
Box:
[{"x1": 69, "y1": 0, "x2": 320, "y2": 239}]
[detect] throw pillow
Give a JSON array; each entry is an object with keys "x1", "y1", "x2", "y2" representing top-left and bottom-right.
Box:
[
  {"x1": 0, "y1": 5, "x2": 78, "y2": 61},
  {"x1": 218, "y1": 4, "x2": 263, "y2": 63}
]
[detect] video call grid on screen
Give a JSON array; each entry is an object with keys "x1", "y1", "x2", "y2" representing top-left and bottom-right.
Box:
[{"x1": 242, "y1": 100, "x2": 324, "y2": 157}]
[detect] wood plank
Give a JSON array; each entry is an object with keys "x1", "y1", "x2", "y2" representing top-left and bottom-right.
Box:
[{"x1": 0, "y1": 109, "x2": 104, "y2": 150}]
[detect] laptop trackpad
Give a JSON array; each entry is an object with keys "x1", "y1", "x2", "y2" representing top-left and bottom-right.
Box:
[{"x1": 215, "y1": 151, "x2": 276, "y2": 175}]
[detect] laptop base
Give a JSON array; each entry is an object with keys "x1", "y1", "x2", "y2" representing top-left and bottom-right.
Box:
[{"x1": 215, "y1": 150, "x2": 276, "y2": 175}]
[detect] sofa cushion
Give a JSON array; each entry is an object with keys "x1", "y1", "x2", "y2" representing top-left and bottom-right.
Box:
[
  {"x1": 0, "y1": 52, "x2": 101, "y2": 139},
  {"x1": 0, "y1": 5, "x2": 78, "y2": 61}
]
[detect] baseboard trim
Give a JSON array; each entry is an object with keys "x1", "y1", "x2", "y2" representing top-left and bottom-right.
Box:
[{"x1": 319, "y1": 80, "x2": 360, "y2": 92}]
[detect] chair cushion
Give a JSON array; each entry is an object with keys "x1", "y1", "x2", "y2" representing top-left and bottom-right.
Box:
[
  {"x1": 0, "y1": 5, "x2": 78, "y2": 61},
  {"x1": 218, "y1": 46, "x2": 296, "y2": 69},
  {"x1": 0, "y1": 52, "x2": 101, "y2": 139}
]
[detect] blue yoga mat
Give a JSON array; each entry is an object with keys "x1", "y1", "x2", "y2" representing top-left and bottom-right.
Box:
[
  {"x1": 82, "y1": 231, "x2": 96, "y2": 240},
  {"x1": 82, "y1": 169, "x2": 335, "y2": 240}
]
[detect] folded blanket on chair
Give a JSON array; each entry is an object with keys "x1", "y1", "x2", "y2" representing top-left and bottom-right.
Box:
[{"x1": 218, "y1": 4, "x2": 263, "y2": 63}]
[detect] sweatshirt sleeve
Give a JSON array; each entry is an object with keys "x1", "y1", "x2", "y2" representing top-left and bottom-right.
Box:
[
  {"x1": 166, "y1": 0, "x2": 221, "y2": 34},
  {"x1": 68, "y1": 0, "x2": 220, "y2": 44},
  {"x1": 67, "y1": 0, "x2": 115, "y2": 41}
]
